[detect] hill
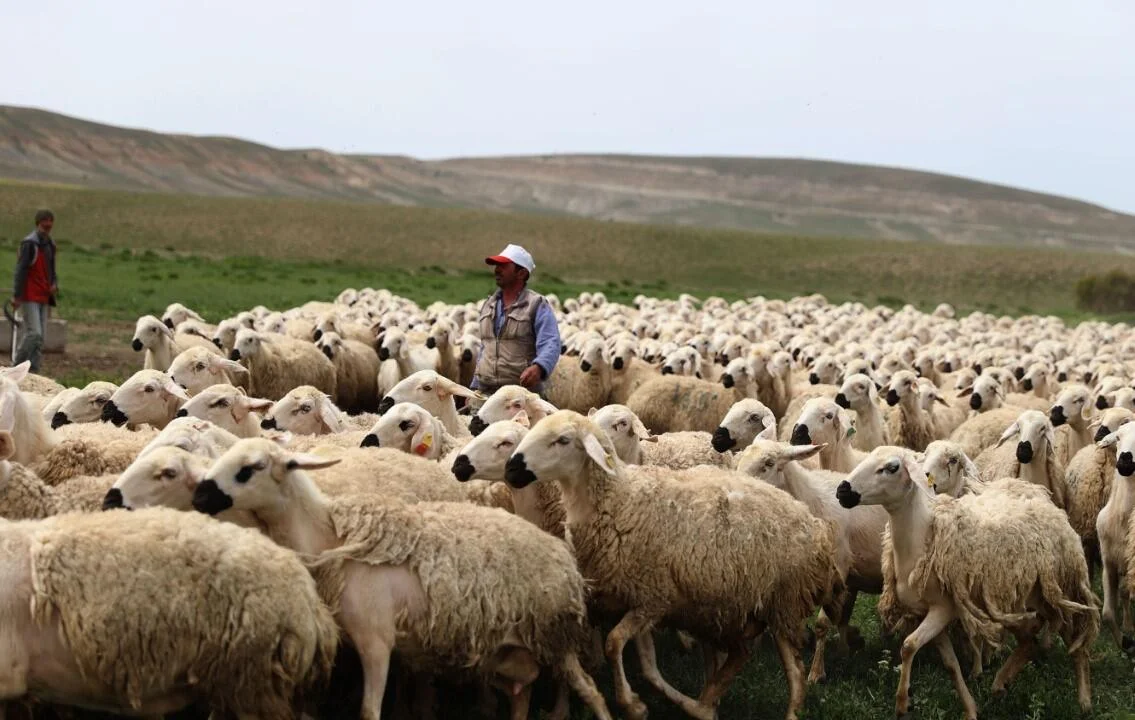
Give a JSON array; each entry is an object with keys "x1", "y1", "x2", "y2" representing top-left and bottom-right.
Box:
[{"x1": 3, "y1": 105, "x2": 1134, "y2": 250}]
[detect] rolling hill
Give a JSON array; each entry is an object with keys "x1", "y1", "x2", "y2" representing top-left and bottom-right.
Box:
[{"x1": 2, "y1": 104, "x2": 1133, "y2": 250}]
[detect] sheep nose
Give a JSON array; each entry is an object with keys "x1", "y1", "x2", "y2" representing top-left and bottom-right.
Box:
[
  {"x1": 1097, "y1": 396, "x2": 1111, "y2": 410},
  {"x1": 943, "y1": 362, "x2": 953, "y2": 373},
  {"x1": 229, "y1": 350, "x2": 241, "y2": 361},
  {"x1": 192, "y1": 479, "x2": 233, "y2": 515},
  {"x1": 163, "y1": 318, "x2": 175, "y2": 329},
  {"x1": 505, "y1": 454, "x2": 537, "y2": 488},
  {"x1": 101, "y1": 488, "x2": 124, "y2": 511},
  {"x1": 580, "y1": 360, "x2": 592, "y2": 373},
  {"x1": 969, "y1": 394, "x2": 983, "y2": 410},
  {"x1": 360, "y1": 434, "x2": 380, "y2": 448},
  {"x1": 1118, "y1": 452, "x2": 1135, "y2": 477},
  {"x1": 835, "y1": 481, "x2": 861, "y2": 509},
  {"x1": 721, "y1": 374, "x2": 734, "y2": 389},
  {"x1": 834, "y1": 393, "x2": 850, "y2": 409},
  {"x1": 378, "y1": 347, "x2": 390, "y2": 361},
  {"x1": 212, "y1": 338, "x2": 223, "y2": 349},
  {"x1": 101, "y1": 401, "x2": 128, "y2": 427},
  {"x1": 790, "y1": 424, "x2": 811, "y2": 446},
  {"x1": 1022, "y1": 378, "x2": 1033, "y2": 392},
  {"x1": 711, "y1": 427, "x2": 735, "y2": 452},
  {"x1": 613, "y1": 357, "x2": 624, "y2": 371},
  {"x1": 313, "y1": 329, "x2": 323, "y2": 342},
  {"x1": 1095, "y1": 425, "x2": 1111, "y2": 443},
  {"x1": 451, "y1": 454, "x2": 475, "y2": 482},
  {"x1": 1016, "y1": 441, "x2": 1034, "y2": 464},
  {"x1": 377, "y1": 397, "x2": 395, "y2": 415},
  {"x1": 661, "y1": 366, "x2": 674, "y2": 375},
  {"x1": 461, "y1": 349, "x2": 473, "y2": 363},
  {"x1": 1014, "y1": 367, "x2": 1025, "y2": 381},
  {"x1": 260, "y1": 417, "x2": 277, "y2": 430},
  {"x1": 51, "y1": 412, "x2": 71, "y2": 429},
  {"x1": 809, "y1": 373, "x2": 820, "y2": 385},
  {"x1": 886, "y1": 389, "x2": 901, "y2": 407},
  {"x1": 1057, "y1": 372, "x2": 1067, "y2": 382},
  {"x1": 131, "y1": 339, "x2": 143, "y2": 352},
  {"x1": 321, "y1": 346, "x2": 334, "y2": 360},
  {"x1": 176, "y1": 408, "x2": 188, "y2": 418},
  {"x1": 468, "y1": 415, "x2": 488, "y2": 436},
  {"x1": 1049, "y1": 407, "x2": 1066, "y2": 427},
  {"x1": 425, "y1": 336, "x2": 437, "y2": 349}
]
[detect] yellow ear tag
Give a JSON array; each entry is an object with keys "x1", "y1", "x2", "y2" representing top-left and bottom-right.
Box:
[
  {"x1": 413, "y1": 433, "x2": 434, "y2": 456},
  {"x1": 605, "y1": 453, "x2": 615, "y2": 469},
  {"x1": 926, "y1": 473, "x2": 936, "y2": 489}
]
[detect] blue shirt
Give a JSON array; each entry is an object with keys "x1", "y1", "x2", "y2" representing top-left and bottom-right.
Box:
[{"x1": 470, "y1": 291, "x2": 561, "y2": 390}]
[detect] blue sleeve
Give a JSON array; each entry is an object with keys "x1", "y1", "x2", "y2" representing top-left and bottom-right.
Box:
[
  {"x1": 470, "y1": 346, "x2": 483, "y2": 389},
  {"x1": 532, "y1": 302, "x2": 561, "y2": 379}
]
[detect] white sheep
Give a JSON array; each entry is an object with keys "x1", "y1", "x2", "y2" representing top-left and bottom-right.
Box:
[
  {"x1": 789, "y1": 397, "x2": 865, "y2": 472},
  {"x1": 974, "y1": 409, "x2": 1067, "y2": 507},
  {"x1": 1066, "y1": 407, "x2": 1135, "y2": 576},
  {"x1": 882, "y1": 371, "x2": 939, "y2": 452},
  {"x1": 834, "y1": 373, "x2": 891, "y2": 451},
  {"x1": 469, "y1": 385, "x2": 558, "y2": 437},
  {"x1": 46, "y1": 381, "x2": 118, "y2": 429},
  {"x1": 545, "y1": 337, "x2": 612, "y2": 414},
  {"x1": 590, "y1": 404, "x2": 731, "y2": 470},
  {"x1": 0, "y1": 453, "x2": 115, "y2": 519},
  {"x1": 505, "y1": 411, "x2": 842, "y2": 720},
  {"x1": 131, "y1": 314, "x2": 220, "y2": 372},
  {"x1": 457, "y1": 333, "x2": 482, "y2": 389},
  {"x1": 949, "y1": 406, "x2": 1024, "y2": 460},
  {"x1": 0, "y1": 507, "x2": 338, "y2": 715},
  {"x1": 1095, "y1": 423, "x2": 1135, "y2": 650},
  {"x1": 160, "y1": 301, "x2": 208, "y2": 330},
  {"x1": 626, "y1": 374, "x2": 751, "y2": 434},
  {"x1": 176, "y1": 383, "x2": 273, "y2": 438},
  {"x1": 42, "y1": 387, "x2": 78, "y2": 427},
  {"x1": 839, "y1": 449, "x2": 1097, "y2": 719},
  {"x1": 0, "y1": 362, "x2": 56, "y2": 464},
  {"x1": 377, "y1": 326, "x2": 440, "y2": 379},
  {"x1": 710, "y1": 397, "x2": 779, "y2": 454},
  {"x1": 920, "y1": 440, "x2": 982, "y2": 497},
  {"x1": 312, "y1": 310, "x2": 374, "y2": 346},
  {"x1": 193, "y1": 438, "x2": 613, "y2": 720},
  {"x1": 379, "y1": 370, "x2": 480, "y2": 436},
  {"x1": 424, "y1": 317, "x2": 462, "y2": 382},
  {"x1": 1049, "y1": 384, "x2": 1095, "y2": 467},
  {"x1": 259, "y1": 385, "x2": 362, "y2": 435},
  {"x1": 101, "y1": 369, "x2": 189, "y2": 430},
  {"x1": 230, "y1": 328, "x2": 337, "y2": 401},
  {"x1": 31, "y1": 422, "x2": 160, "y2": 486},
  {"x1": 362, "y1": 402, "x2": 463, "y2": 462},
  {"x1": 167, "y1": 345, "x2": 250, "y2": 396},
  {"x1": 316, "y1": 330, "x2": 380, "y2": 413}
]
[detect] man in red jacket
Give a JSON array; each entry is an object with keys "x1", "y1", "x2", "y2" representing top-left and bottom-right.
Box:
[{"x1": 12, "y1": 209, "x2": 58, "y2": 373}]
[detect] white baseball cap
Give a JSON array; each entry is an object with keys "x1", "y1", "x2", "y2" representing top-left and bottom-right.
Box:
[{"x1": 485, "y1": 244, "x2": 535, "y2": 273}]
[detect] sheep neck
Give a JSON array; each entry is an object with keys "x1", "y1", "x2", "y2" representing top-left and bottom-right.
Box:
[
  {"x1": 1016, "y1": 450, "x2": 1049, "y2": 488},
  {"x1": 150, "y1": 338, "x2": 176, "y2": 373},
  {"x1": 258, "y1": 471, "x2": 339, "y2": 556},
  {"x1": 1105, "y1": 471, "x2": 1135, "y2": 530},
  {"x1": 883, "y1": 483, "x2": 935, "y2": 599},
  {"x1": 819, "y1": 437, "x2": 856, "y2": 472},
  {"x1": 436, "y1": 401, "x2": 464, "y2": 436},
  {"x1": 853, "y1": 399, "x2": 885, "y2": 439},
  {"x1": 780, "y1": 462, "x2": 829, "y2": 518}
]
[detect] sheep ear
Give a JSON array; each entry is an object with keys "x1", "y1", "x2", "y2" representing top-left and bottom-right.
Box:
[
  {"x1": 757, "y1": 422, "x2": 778, "y2": 442},
  {"x1": 995, "y1": 422, "x2": 1020, "y2": 448},
  {"x1": 435, "y1": 375, "x2": 479, "y2": 400},
  {"x1": 902, "y1": 453, "x2": 930, "y2": 488},
  {"x1": 1044, "y1": 424, "x2": 1055, "y2": 449},
  {"x1": 963, "y1": 455, "x2": 979, "y2": 480},
  {"x1": 587, "y1": 407, "x2": 598, "y2": 418},
  {"x1": 582, "y1": 432, "x2": 617, "y2": 475},
  {"x1": 956, "y1": 387, "x2": 973, "y2": 398},
  {"x1": 318, "y1": 396, "x2": 344, "y2": 434},
  {"x1": 265, "y1": 431, "x2": 294, "y2": 447},
  {"x1": 630, "y1": 414, "x2": 654, "y2": 441},
  {"x1": 2, "y1": 361, "x2": 30, "y2": 385},
  {"x1": 1088, "y1": 417, "x2": 1102, "y2": 432},
  {"x1": 0, "y1": 431, "x2": 15, "y2": 460},
  {"x1": 161, "y1": 323, "x2": 176, "y2": 341},
  {"x1": 234, "y1": 396, "x2": 273, "y2": 423},
  {"x1": 933, "y1": 393, "x2": 949, "y2": 406},
  {"x1": 284, "y1": 453, "x2": 342, "y2": 471},
  {"x1": 511, "y1": 410, "x2": 530, "y2": 428},
  {"x1": 162, "y1": 378, "x2": 190, "y2": 402},
  {"x1": 211, "y1": 356, "x2": 249, "y2": 377},
  {"x1": 531, "y1": 398, "x2": 559, "y2": 417},
  {"x1": 1097, "y1": 431, "x2": 1120, "y2": 449},
  {"x1": 785, "y1": 443, "x2": 824, "y2": 463}
]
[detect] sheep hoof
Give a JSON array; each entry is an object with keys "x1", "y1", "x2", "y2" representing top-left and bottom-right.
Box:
[{"x1": 620, "y1": 696, "x2": 649, "y2": 720}]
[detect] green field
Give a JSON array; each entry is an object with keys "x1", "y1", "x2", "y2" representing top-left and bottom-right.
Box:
[{"x1": 2, "y1": 179, "x2": 1134, "y2": 718}]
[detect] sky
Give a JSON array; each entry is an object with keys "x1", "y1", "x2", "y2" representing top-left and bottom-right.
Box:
[{"x1": 4, "y1": 1, "x2": 1134, "y2": 212}]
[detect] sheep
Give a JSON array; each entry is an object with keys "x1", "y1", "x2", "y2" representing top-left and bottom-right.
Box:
[
  {"x1": 974, "y1": 410, "x2": 1067, "y2": 508},
  {"x1": 0, "y1": 362, "x2": 56, "y2": 464},
  {"x1": 452, "y1": 413, "x2": 565, "y2": 538},
  {"x1": 230, "y1": 328, "x2": 337, "y2": 401},
  {"x1": 16, "y1": 371, "x2": 66, "y2": 399},
  {"x1": 457, "y1": 333, "x2": 482, "y2": 389},
  {"x1": 916, "y1": 378, "x2": 967, "y2": 438},
  {"x1": 23, "y1": 421, "x2": 158, "y2": 487},
  {"x1": 259, "y1": 385, "x2": 353, "y2": 435},
  {"x1": 377, "y1": 326, "x2": 440, "y2": 379},
  {"x1": 378, "y1": 370, "x2": 480, "y2": 436},
  {"x1": 779, "y1": 384, "x2": 839, "y2": 442},
  {"x1": 0, "y1": 507, "x2": 339, "y2": 716},
  {"x1": 835, "y1": 373, "x2": 891, "y2": 451},
  {"x1": 46, "y1": 380, "x2": 117, "y2": 429},
  {"x1": 789, "y1": 397, "x2": 865, "y2": 472},
  {"x1": 1049, "y1": 384, "x2": 1095, "y2": 467},
  {"x1": 160, "y1": 301, "x2": 207, "y2": 330},
  {"x1": 711, "y1": 398, "x2": 778, "y2": 455},
  {"x1": 168, "y1": 345, "x2": 250, "y2": 396},
  {"x1": 42, "y1": 387, "x2": 79, "y2": 426},
  {"x1": 0, "y1": 451, "x2": 115, "y2": 519},
  {"x1": 921, "y1": 440, "x2": 982, "y2": 497},
  {"x1": 312, "y1": 310, "x2": 374, "y2": 346},
  {"x1": 316, "y1": 330, "x2": 381, "y2": 413},
  {"x1": 949, "y1": 407, "x2": 1023, "y2": 459},
  {"x1": 881, "y1": 371, "x2": 940, "y2": 452},
  {"x1": 590, "y1": 404, "x2": 730, "y2": 470},
  {"x1": 361, "y1": 402, "x2": 463, "y2": 462},
  {"x1": 211, "y1": 317, "x2": 246, "y2": 354},
  {"x1": 100, "y1": 369, "x2": 189, "y2": 430},
  {"x1": 175, "y1": 383, "x2": 273, "y2": 438},
  {"x1": 957, "y1": 373, "x2": 1009, "y2": 414},
  {"x1": 544, "y1": 337, "x2": 612, "y2": 415},
  {"x1": 136, "y1": 416, "x2": 241, "y2": 461},
  {"x1": 192, "y1": 439, "x2": 613, "y2": 720},
  {"x1": 1094, "y1": 423, "x2": 1135, "y2": 650},
  {"x1": 424, "y1": 317, "x2": 462, "y2": 382},
  {"x1": 1066, "y1": 407, "x2": 1135, "y2": 577},
  {"x1": 504, "y1": 410, "x2": 843, "y2": 720},
  {"x1": 838, "y1": 450, "x2": 1097, "y2": 719},
  {"x1": 468, "y1": 385, "x2": 558, "y2": 436},
  {"x1": 609, "y1": 344, "x2": 659, "y2": 405},
  {"x1": 626, "y1": 374, "x2": 751, "y2": 435},
  {"x1": 131, "y1": 314, "x2": 221, "y2": 372},
  {"x1": 735, "y1": 440, "x2": 888, "y2": 683}
]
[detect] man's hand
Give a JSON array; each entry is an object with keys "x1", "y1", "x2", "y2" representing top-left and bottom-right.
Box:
[
  {"x1": 10, "y1": 298, "x2": 19, "y2": 309},
  {"x1": 518, "y1": 365, "x2": 542, "y2": 388}
]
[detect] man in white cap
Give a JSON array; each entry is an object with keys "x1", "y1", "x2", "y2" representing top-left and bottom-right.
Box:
[{"x1": 472, "y1": 244, "x2": 560, "y2": 395}]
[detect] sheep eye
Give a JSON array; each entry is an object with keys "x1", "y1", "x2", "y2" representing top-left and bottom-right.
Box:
[
  {"x1": 423, "y1": 385, "x2": 433, "y2": 392},
  {"x1": 95, "y1": 397, "x2": 108, "y2": 405},
  {"x1": 194, "y1": 363, "x2": 206, "y2": 371},
  {"x1": 299, "y1": 405, "x2": 311, "y2": 413},
  {"x1": 144, "y1": 386, "x2": 155, "y2": 393},
  {"x1": 498, "y1": 440, "x2": 513, "y2": 448},
  {"x1": 398, "y1": 420, "x2": 413, "y2": 432},
  {"x1": 825, "y1": 413, "x2": 833, "y2": 420},
  {"x1": 749, "y1": 414, "x2": 760, "y2": 423},
  {"x1": 159, "y1": 468, "x2": 178, "y2": 479},
  {"x1": 555, "y1": 436, "x2": 571, "y2": 446},
  {"x1": 948, "y1": 457, "x2": 958, "y2": 465},
  {"x1": 883, "y1": 460, "x2": 900, "y2": 474},
  {"x1": 213, "y1": 399, "x2": 231, "y2": 408},
  {"x1": 764, "y1": 459, "x2": 775, "y2": 469}
]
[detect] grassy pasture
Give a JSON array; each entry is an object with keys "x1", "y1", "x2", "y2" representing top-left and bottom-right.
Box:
[{"x1": 0, "y1": 180, "x2": 1134, "y2": 717}]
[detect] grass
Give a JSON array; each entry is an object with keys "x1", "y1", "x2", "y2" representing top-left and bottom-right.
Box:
[{"x1": 3, "y1": 179, "x2": 1135, "y2": 717}]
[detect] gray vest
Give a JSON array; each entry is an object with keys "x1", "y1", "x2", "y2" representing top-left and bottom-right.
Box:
[{"x1": 475, "y1": 287, "x2": 546, "y2": 390}]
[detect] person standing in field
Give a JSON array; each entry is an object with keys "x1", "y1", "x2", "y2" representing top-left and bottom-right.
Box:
[
  {"x1": 472, "y1": 244, "x2": 560, "y2": 396},
  {"x1": 12, "y1": 209, "x2": 59, "y2": 373}
]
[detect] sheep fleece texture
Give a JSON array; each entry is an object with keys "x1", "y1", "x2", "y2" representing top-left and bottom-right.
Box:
[{"x1": 25, "y1": 508, "x2": 337, "y2": 714}]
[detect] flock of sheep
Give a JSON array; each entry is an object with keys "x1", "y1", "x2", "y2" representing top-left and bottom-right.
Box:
[{"x1": 3, "y1": 288, "x2": 1135, "y2": 720}]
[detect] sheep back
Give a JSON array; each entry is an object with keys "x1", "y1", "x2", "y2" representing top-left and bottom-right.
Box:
[
  {"x1": 1065, "y1": 445, "x2": 1114, "y2": 541},
  {"x1": 642, "y1": 431, "x2": 731, "y2": 470},
  {"x1": 626, "y1": 376, "x2": 740, "y2": 434}
]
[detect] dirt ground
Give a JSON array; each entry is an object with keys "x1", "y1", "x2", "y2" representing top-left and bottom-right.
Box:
[{"x1": 35, "y1": 320, "x2": 137, "y2": 385}]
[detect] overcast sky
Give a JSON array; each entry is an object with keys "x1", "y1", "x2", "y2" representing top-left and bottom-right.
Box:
[{"x1": 5, "y1": 1, "x2": 1133, "y2": 212}]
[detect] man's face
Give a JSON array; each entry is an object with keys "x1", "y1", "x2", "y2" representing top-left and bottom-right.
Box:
[
  {"x1": 37, "y1": 219, "x2": 53, "y2": 235},
  {"x1": 494, "y1": 261, "x2": 522, "y2": 287}
]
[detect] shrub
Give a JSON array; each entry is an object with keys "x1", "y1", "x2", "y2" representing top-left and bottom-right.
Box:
[{"x1": 1076, "y1": 271, "x2": 1135, "y2": 313}]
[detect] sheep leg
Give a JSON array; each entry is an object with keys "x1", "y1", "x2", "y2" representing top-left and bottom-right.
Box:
[
  {"x1": 773, "y1": 633, "x2": 806, "y2": 720},
  {"x1": 559, "y1": 650, "x2": 615, "y2": 720},
  {"x1": 546, "y1": 679, "x2": 570, "y2": 720},
  {"x1": 633, "y1": 630, "x2": 714, "y2": 720},
  {"x1": 1101, "y1": 560, "x2": 1124, "y2": 648},
  {"x1": 355, "y1": 635, "x2": 394, "y2": 720},
  {"x1": 696, "y1": 639, "x2": 753, "y2": 709},
  {"x1": 340, "y1": 567, "x2": 400, "y2": 720},
  {"x1": 839, "y1": 588, "x2": 862, "y2": 650},
  {"x1": 807, "y1": 609, "x2": 832, "y2": 684},
  {"x1": 932, "y1": 633, "x2": 977, "y2": 720},
  {"x1": 992, "y1": 626, "x2": 1037, "y2": 695},
  {"x1": 895, "y1": 605, "x2": 954, "y2": 719},
  {"x1": 1073, "y1": 648, "x2": 1092, "y2": 713},
  {"x1": 605, "y1": 609, "x2": 654, "y2": 720}
]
